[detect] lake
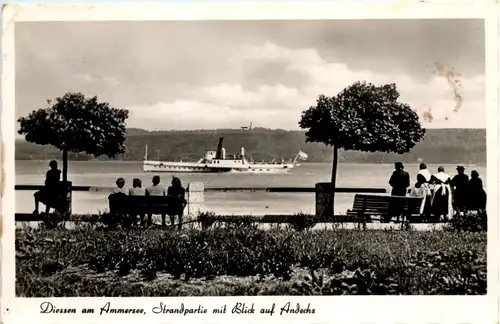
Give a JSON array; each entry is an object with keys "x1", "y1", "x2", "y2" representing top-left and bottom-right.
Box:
[{"x1": 15, "y1": 160, "x2": 487, "y2": 216}]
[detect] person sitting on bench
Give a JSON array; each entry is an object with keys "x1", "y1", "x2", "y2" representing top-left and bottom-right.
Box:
[
  {"x1": 112, "y1": 177, "x2": 129, "y2": 195},
  {"x1": 108, "y1": 178, "x2": 130, "y2": 224},
  {"x1": 167, "y1": 177, "x2": 187, "y2": 230},
  {"x1": 129, "y1": 178, "x2": 145, "y2": 196},
  {"x1": 146, "y1": 175, "x2": 167, "y2": 227},
  {"x1": 33, "y1": 160, "x2": 61, "y2": 215},
  {"x1": 129, "y1": 178, "x2": 146, "y2": 226}
]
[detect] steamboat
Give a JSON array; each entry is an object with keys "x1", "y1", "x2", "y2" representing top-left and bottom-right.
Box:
[{"x1": 143, "y1": 137, "x2": 307, "y2": 174}]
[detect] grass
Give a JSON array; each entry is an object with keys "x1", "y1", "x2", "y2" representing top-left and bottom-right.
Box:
[{"x1": 16, "y1": 222, "x2": 486, "y2": 296}]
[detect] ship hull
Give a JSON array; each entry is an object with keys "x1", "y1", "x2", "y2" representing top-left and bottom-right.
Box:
[{"x1": 143, "y1": 160, "x2": 294, "y2": 174}]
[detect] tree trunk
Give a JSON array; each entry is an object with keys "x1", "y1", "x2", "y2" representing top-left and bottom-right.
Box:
[
  {"x1": 62, "y1": 147, "x2": 68, "y2": 183},
  {"x1": 329, "y1": 146, "x2": 338, "y2": 217}
]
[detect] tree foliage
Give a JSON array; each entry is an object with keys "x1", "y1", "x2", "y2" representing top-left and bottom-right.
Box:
[
  {"x1": 18, "y1": 92, "x2": 129, "y2": 158},
  {"x1": 299, "y1": 81, "x2": 426, "y2": 153},
  {"x1": 299, "y1": 81, "x2": 426, "y2": 216}
]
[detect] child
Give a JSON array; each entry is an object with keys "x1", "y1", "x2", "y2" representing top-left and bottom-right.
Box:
[{"x1": 112, "y1": 177, "x2": 129, "y2": 195}]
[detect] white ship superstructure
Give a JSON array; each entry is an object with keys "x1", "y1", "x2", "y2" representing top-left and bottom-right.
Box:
[{"x1": 143, "y1": 137, "x2": 307, "y2": 174}]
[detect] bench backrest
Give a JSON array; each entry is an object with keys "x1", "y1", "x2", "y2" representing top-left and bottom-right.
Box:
[
  {"x1": 108, "y1": 194, "x2": 184, "y2": 214},
  {"x1": 352, "y1": 194, "x2": 422, "y2": 215}
]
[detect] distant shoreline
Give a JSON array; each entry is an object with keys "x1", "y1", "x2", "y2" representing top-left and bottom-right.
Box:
[
  {"x1": 15, "y1": 128, "x2": 486, "y2": 164},
  {"x1": 15, "y1": 159, "x2": 487, "y2": 167}
]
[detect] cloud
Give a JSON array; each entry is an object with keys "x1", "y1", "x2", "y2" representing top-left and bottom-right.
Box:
[
  {"x1": 127, "y1": 100, "x2": 288, "y2": 130},
  {"x1": 15, "y1": 21, "x2": 485, "y2": 130},
  {"x1": 199, "y1": 83, "x2": 304, "y2": 110},
  {"x1": 125, "y1": 42, "x2": 484, "y2": 130},
  {"x1": 72, "y1": 73, "x2": 96, "y2": 83},
  {"x1": 71, "y1": 73, "x2": 120, "y2": 86}
]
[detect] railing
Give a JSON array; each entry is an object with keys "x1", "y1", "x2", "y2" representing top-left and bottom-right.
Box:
[
  {"x1": 15, "y1": 185, "x2": 388, "y2": 193},
  {"x1": 14, "y1": 183, "x2": 406, "y2": 222}
]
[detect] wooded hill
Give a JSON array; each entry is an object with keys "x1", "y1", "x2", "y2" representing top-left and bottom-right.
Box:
[{"x1": 15, "y1": 128, "x2": 486, "y2": 164}]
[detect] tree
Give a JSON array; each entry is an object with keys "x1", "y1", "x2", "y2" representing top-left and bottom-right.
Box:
[
  {"x1": 299, "y1": 81, "x2": 426, "y2": 216},
  {"x1": 18, "y1": 92, "x2": 129, "y2": 183}
]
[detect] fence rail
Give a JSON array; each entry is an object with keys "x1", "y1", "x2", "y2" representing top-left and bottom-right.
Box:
[
  {"x1": 14, "y1": 183, "x2": 411, "y2": 223},
  {"x1": 15, "y1": 184, "x2": 388, "y2": 193},
  {"x1": 14, "y1": 213, "x2": 359, "y2": 223}
]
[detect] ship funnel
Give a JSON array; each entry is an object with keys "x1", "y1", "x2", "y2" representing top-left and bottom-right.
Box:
[
  {"x1": 221, "y1": 148, "x2": 226, "y2": 159},
  {"x1": 241, "y1": 147, "x2": 245, "y2": 157},
  {"x1": 215, "y1": 137, "x2": 224, "y2": 159}
]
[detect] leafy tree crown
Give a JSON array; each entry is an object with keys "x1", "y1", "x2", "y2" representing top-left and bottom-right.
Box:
[
  {"x1": 18, "y1": 92, "x2": 129, "y2": 158},
  {"x1": 299, "y1": 81, "x2": 426, "y2": 154}
]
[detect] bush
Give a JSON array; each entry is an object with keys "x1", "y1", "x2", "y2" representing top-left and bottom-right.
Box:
[
  {"x1": 445, "y1": 210, "x2": 487, "y2": 232},
  {"x1": 41, "y1": 212, "x2": 65, "y2": 229},
  {"x1": 16, "y1": 225, "x2": 486, "y2": 296},
  {"x1": 285, "y1": 213, "x2": 317, "y2": 232}
]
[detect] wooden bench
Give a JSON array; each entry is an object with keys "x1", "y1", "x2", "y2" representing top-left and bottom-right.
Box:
[
  {"x1": 108, "y1": 194, "x2": 183, "y2": 217},
  {"x1": 346, "y1": 194, "x2": 424, "y2": 223}
]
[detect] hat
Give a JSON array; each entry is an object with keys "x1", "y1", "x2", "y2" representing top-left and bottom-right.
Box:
[{"x1": 456, "y1": 165, "x2": 465, "y2": 171}]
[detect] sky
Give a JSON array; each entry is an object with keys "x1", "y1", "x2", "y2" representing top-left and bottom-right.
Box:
[{"x1": 15, "y1": 19, "x2": 485, "y2": 131}]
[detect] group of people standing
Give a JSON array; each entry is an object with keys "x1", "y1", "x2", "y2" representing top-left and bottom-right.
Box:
[
  {"x1": 389, "y1": 162, "x2": 486, "y2": 221},
  {"x1": 111, "y1": 175, "x2": 187, "y2": 228}
]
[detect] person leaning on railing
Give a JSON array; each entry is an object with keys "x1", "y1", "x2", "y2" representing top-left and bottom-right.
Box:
[{"x1": 167, "y1": 177, "x2": 187, "y2": 230}]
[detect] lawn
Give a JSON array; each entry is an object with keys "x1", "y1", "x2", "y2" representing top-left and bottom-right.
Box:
[{"x1": 16, "y1": 219, "x2": 486, "y2": 296}]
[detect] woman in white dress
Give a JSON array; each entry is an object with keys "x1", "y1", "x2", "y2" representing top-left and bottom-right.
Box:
[
  {"x1": 429, "y1": 166, "x2": 453, "y2": 221},
  {"x1": 410, "y1": 173, "x2": 432, "y2": 221}
]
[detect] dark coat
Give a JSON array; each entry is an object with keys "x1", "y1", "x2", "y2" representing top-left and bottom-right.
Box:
[
  {"x1": 451, "y1": 173, "x2": 469, "y2": 208},
  {"x1": 468, "y1": 178, "x2": 486, "y2": 210},
  {"x1": 389, "y1": 170, "x2": 410, "y2": 196},
  {"x1": 167, "y1": 185, "x2": 187, "y2": 215}
]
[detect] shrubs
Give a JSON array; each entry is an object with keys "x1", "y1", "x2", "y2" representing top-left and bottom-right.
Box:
[
  {"x1": 16, "y1": 226, "x2": 486, "y2": 296},
  {"x1": 285, "y1": 213, "x2": 317, "y2": 232},
  {"x1": 197, "y1": 212, "x2": 318, "y2": 231},
  {"x1": 445, "y1": 210, "x2": 487, "y2": 232}
]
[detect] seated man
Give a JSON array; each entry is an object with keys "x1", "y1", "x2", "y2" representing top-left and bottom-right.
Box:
[{"x1": 33, "y1": 160, "x2": 61, "y2": 215}]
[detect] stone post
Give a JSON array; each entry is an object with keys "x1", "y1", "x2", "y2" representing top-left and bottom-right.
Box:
[
  {"x1": 186, "y1": 182, "x2": 205, "y2": 219},
  {"x1": 315, "y1": 182, "x2": 332, "y2": 218},
  {"x1": 53, "y1": 181, "x2": 72, "y2": 221}
]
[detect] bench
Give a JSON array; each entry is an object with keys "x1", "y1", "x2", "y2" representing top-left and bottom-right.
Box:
[
  {"x1": 108, "y1": 194, "x2": 187, "y2": 216},
  {"x1": 346, "y1": 194, "x2": 424, "y2": 223}
]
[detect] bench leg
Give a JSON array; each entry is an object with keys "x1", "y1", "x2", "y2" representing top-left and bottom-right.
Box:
[{"x1": 178, "y1": 214, "x2": 183, "y2": 230}]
